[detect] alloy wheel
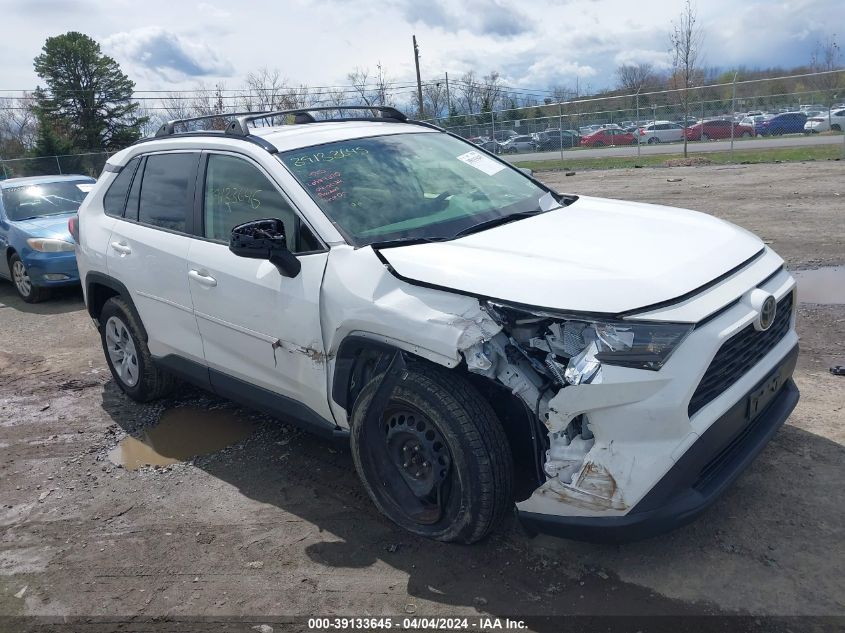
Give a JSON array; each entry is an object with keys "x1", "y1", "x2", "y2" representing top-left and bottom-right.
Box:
[
  {"x1": 12, "y1": 260, "x2": 32, "y2": 298},
  {"x1": 105, "y1": 316, "x2": 140, "y2": 387}
]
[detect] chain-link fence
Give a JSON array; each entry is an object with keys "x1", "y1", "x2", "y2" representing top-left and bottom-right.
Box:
[
  {"x1": 0, "y1": 151, "x2": 111, "y2": 180},
  {"x1": 423, "y1": 70, "x2": 845, "y2": 163}
]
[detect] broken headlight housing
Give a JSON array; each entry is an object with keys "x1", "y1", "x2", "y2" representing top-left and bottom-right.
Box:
[
  {"x1": 559, "y1": 319, "x2": 692, "y2": 377},
  {"x1": 484, "y1": 301, "x2": 693, "y2": 385}
]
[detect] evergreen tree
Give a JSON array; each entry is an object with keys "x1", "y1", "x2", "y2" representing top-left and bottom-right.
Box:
[{"x1": 33, "y1": 32, "x2": 145, "y2": 152}]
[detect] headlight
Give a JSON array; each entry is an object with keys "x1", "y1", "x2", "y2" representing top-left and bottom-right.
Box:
[
  {"x1": 484, "y1": 301, "x2": 693, "y2": 386},
  {"x1": 26, "y1": 238, "x2": 75, "y2": 252},
  {"x1": 561, "y1": 319, "x2": 692, "y2": 381}
]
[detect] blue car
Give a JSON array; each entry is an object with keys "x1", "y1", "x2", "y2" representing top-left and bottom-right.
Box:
[
  {"x1": 759, "y1": 112, "x2": 808, "y2": 136},
  {"x1": 0, "y1": 175, "x2": 95, "y2": 303}
]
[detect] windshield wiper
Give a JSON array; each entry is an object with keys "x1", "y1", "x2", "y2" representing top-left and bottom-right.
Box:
[
  {"x1": 368, "y1": 236, "x2": 451, "y2": 249},
  {"x1": 450, "y1": 208, "x2": 546, "y2": 240}
]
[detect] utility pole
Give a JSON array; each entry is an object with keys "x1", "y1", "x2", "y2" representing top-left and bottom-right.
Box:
[
  {"x1": 445, "y1": 72, "x2": 451, "y2": 117},
  {"x1": 413, "y1": 35, "x2": 424, "y2": 119}
]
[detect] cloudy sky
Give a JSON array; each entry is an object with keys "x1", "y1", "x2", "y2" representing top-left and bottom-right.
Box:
[{"x1": 0, "y1": 0, "x2": 837, "y2": 100}]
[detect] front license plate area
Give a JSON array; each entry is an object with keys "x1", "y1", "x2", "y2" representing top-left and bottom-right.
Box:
[{"x1": 747, "y1": 370, "x2": 783, "y2": 420}]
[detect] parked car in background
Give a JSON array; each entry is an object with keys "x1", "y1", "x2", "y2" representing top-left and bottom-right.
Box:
[
  {"x1": 758, "y1": 112, "x2": 807, "y2": 136},
  {"x1": 500, "y1": 135, "x2": 538, "y2": 153},
  {"x1": 580, "y1": 128, "x2": 637, "y2": 147},
  {"x1": 469, "y1": 136, "x2": 503, "y2": 154},
  {"x1": 740, "y1": 114, "x2": 769, "y2": 129},
  {"x1": 804, "y1": 109, "x2": 845, "y2": 133},
  {"x1": 685, "y1": 119, "x2": 755, "y2": 141},
  {"x1": 492, "y1": 130, "x2": 518, "y2": 142},
  {"x1": 637, "y1": 121, "x2": 686, "y2": 144},
  {"x1": 535, "y1": 128, "x2": 580, "y2": 150},
  {"x1": 0, "y1": 175, "x2": 95, "y2": 302}
]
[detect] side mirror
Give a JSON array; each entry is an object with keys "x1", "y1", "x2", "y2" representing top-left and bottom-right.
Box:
[
  {"x1": 229, "y1": 218, "x2": 301, "y2": 278},
  {"x1": 519, "y1": 167, "x2": 534, "y2": 177}
]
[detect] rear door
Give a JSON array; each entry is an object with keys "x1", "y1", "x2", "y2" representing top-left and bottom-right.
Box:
[
  {"x1": 186, "y1": 151, "x2": 334, "y2": 424},
  {"x1": 106, "y1": 151, "x2": 206, "y2": 366}
]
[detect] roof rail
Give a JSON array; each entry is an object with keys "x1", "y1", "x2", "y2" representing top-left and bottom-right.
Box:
[
  {"x1": 154, "y1": 111, "x2": 260, "y2": 137},
  {"x1": 225, "y1": 106, "x2": 408, "y2": 136}
]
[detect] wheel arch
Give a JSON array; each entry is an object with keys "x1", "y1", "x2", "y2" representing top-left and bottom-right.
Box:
[
  {"x1": 85, "y1": 272, "x2": 148, "y2": 341},
  {"x1": 332, "y1": 334, "x2": 543, "y2": 502}
]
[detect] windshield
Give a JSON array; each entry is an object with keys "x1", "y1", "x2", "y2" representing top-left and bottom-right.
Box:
[
  {"x1": 278, "y1": 132, "x2": 554, "y2": 246},
  {"x1": 1, "y1": 180, "x2": 92, "y2": 221}
]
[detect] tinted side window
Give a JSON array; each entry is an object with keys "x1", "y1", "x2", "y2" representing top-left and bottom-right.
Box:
[
  {"x1": 103, "y1": 157, "x2": 140, "y2": 217},
  {"x1": 125, "y1": 157, "x2": 144, "y2": 222},
  {"x1": 138, "y1": 153, "x2": 199, "y2": 233},
  {"x1": 203, "y1": 154, "x2": 319, "y2": 253}
]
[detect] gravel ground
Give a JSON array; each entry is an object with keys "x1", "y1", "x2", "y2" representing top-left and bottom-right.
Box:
[{"x1": 0, "y1": 162, "x2": 843, "y2": 631}]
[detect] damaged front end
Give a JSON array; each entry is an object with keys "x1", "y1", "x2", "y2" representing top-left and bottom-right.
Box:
[{"x1": 462, "y1": 301, "x2": 692, "y2": 516}]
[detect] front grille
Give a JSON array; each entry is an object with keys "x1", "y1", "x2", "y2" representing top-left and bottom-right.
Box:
[{"x1": 688, "y1": 291, "x2": 793, "y2": 417}]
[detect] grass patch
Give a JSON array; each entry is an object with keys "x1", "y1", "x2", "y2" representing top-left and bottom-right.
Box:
[{"x1": 514, "y1": 143, "x2": 844, "y2": 172}]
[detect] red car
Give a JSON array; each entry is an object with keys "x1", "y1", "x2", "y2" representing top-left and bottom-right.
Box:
[
  {"x1": 685, "y1": 119, "x2": 755, "y2": 141},
  {"x1": 580, "y1": 128, "x2": 637, "y2": 147}
]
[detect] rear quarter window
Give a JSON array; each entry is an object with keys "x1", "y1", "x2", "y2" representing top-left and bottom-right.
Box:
[{"x1": 103, "y1": 158, "x2": 140, "y2": 218}]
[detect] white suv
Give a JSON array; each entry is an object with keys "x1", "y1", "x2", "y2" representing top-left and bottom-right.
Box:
[{"x1": 76, "y1": 107, "x2": 799, "y2": 544}]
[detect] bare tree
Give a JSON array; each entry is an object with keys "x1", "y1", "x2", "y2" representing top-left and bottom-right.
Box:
[
  {"x1": 480, "y1": 71, "x2": 504, "y2": 112},
  {"x1": 457, "y1": 70, "x2": 481, "y2": 114},
  {"x1": 418, "y1": 81, "x2": 447, "y2": 120},
  {"x1": 670, "y1": 0, "x2": 704, "y2": 157},
  {"x1": 241, "y1": 67, "x2": 287, "y2": 123},
  {"x1": 0, "y1": 93, "x2": 38, "y2": 157},
  {"x1": 160, "y1": 90, "x2": 197, "y2": 122},
  {"x1": 616, "y1": 63, "x2": 657, "y2": 94},
  {"x1": 809, "y1": 34, "x2": 842, "y2": 125},
  {"x1": 347, "y1": 63, "x2": 394, "y2": 109}
]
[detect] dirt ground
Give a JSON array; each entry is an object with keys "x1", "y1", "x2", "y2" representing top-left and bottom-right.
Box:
[{"x1": 1, "y1": 162, "x2": 843, "y2": 631}]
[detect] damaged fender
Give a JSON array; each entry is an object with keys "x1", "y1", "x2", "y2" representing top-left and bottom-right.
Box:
[{"x1": 321, "y1": 245, "x2": 501, "y2": 426}]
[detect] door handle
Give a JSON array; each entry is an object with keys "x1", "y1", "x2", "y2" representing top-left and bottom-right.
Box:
[
  {"x1": 110, "y1": 241, "x2": 131, "y2": 255},
  {"x1": 188, "y1": 269, "x2": 217, "y2": 287}
]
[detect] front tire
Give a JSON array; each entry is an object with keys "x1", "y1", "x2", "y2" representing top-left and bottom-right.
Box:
[
  {"x1": 701, "y1": 133, "x2": 710, "y2": 141},
  {"x1": 9, "y1": 254, "x2": 49, "y2": 303},
  {"x1": 350, "y1": 362, "x2": 513, "y2": 544},
  {"x1": 100, "y1": 297, "x2": 176, "y2": 402}
]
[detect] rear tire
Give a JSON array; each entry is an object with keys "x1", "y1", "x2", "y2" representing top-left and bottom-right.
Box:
[
  {"x1": 100, "y1": 297, "x2": 177, "y2": 402},
  {"x1": 350, "y1": 362, "x2": 514, "y2": 544}
]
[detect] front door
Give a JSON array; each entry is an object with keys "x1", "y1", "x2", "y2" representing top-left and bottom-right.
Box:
[{"x1": 186, "y1": 152, "x2": 334, "y2": 424}]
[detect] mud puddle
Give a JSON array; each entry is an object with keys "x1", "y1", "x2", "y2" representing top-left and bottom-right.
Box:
[
  {"x1": 792, "y1": 266, "x2": 845, "y2": 304},
  {"x1": 108, "y1": 407, "x2": 254, "y2": 470}
]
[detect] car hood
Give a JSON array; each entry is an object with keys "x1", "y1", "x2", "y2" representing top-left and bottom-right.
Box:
[
  {"x1": 376, "y1": 196, "x2": 764, "y2": 314},
  {"x1": 12, "y1": 214, "x2": 74, "y2": 241}
]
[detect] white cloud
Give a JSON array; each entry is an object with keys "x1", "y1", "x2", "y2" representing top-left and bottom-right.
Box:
[{"x1": 103, "y1": 26, "x2": 233, "y2": 82}]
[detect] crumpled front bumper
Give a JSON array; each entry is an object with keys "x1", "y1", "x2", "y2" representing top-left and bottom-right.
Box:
[{"x1": 518, "y1": 345, "x2": 799, "y2": 543}]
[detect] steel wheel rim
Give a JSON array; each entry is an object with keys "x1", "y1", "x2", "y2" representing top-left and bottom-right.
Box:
[
  {"x1": 382, "y1": 405, "x2": 453, "y2": 525},
  {"x1": 12, "y1": 260, "x2": 31, "y2": 297},
  {"x1": 105, "y1": 316, "x2": 140, "y2": 387}
]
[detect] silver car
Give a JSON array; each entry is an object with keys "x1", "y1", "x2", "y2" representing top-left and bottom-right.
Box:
[
  {"x1": 501, "y1": 135, "x2": 537, "y2": 153},
  {"x1": 638, "y1": 121, "x2": 686, "y2": 144}
]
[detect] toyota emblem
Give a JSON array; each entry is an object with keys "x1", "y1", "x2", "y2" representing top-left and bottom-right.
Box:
[{"x1": 759, "y1": 295, "x2": 777, "y2": 331}]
